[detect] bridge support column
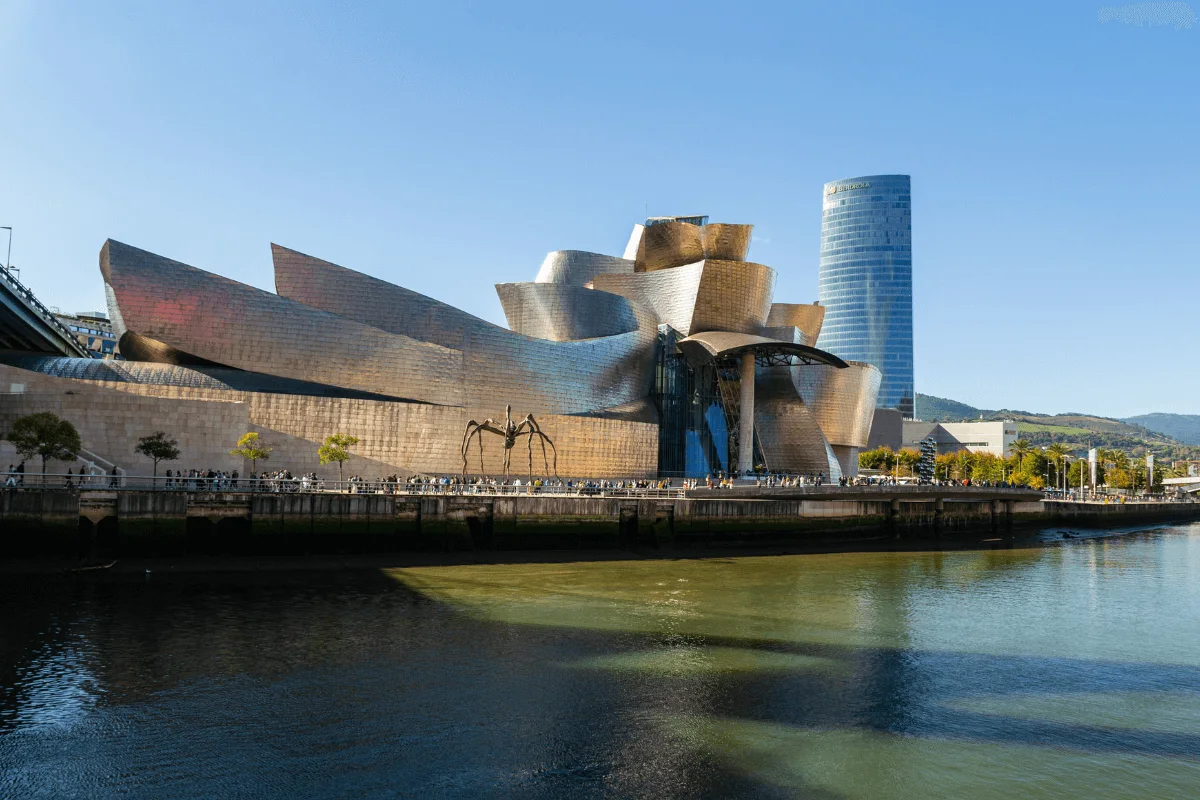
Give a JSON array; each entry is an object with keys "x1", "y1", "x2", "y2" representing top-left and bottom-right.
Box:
[
  {"x1": 889, "y1": 498, "x2": 901, "y2": 539},
  {"x1": 738, "y1": 352, "x2": 755, "y2": 477},
  {"x1": 934, "y1": 497, "x2": 944, "y2": 537},
  {"x1": 1004, "y1": 500, "x2": 1014, "y2": 535}
]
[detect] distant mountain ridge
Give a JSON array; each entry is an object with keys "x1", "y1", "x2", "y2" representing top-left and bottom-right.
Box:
[
  {"x1": 1123, "y1": 413, "x2": 1200, "y2": 446},
  {"x1": 913, "y1": 394, "x2": 1200, "y2": 458},
  {"x1": 914, "y1": 394, "x2": 990, "y2": 421}
]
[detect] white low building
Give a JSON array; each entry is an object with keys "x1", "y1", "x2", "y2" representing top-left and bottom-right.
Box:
[{"x1": 902, "y1": 420, "x2": 1019, "y2": 457}]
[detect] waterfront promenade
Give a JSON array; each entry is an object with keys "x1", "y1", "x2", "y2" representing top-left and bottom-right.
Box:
[{"x1": 4, "y1": 477, "x2": 1198, "y2": 563}]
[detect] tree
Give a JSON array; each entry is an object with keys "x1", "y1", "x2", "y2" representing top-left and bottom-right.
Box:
[
  {"x1": 1010, "y1": 439, "x2": 1033, "y2": 470},
  {"x1": 934, "y1": 453, "x2": 956, "y2": 481},
  {"x1": 6, "y1": 412, "x2": 82, "y2": 476},
  {"x1": 858, "y1": 446, "x2": 895, "y2": 471},
  {"x1": 318, "y1": 433, "x2": 359, "y2": 483},
  {"x1": 230, "y1": 432, "x2": 272, "y2": 473},
  {"x1": 896, "y1": 448, "x2": 921, "y2": 477},
  {"x1": 134, "y1": 431, "x2": 180, "y2": 477}
]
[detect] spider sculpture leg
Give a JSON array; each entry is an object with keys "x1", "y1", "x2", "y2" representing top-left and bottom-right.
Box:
[
  {"x1": 462, "y1": 420, "x2": 502, "y2": 476},
  {"x1": 527, "y1": 432, "x2": 534, "y2": 485},
  {"x1": 461, "y1": 420, "x2": 479, "y2": 475},
  {"x1": 531, "y1": 431, "x2": 558, "y2": 479},
  {"x1": 521, "y1": 415, "x2": 559, "y2": 480}
]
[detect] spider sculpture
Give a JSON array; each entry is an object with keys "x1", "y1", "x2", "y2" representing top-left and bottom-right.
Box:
[{"x1": 461, "y1": 405, "x2": 559, "y2": 482}]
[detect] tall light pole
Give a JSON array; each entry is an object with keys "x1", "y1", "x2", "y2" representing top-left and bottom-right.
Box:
[{"x1": 1, "y1": 226, "x2": 10, "y2": 274}]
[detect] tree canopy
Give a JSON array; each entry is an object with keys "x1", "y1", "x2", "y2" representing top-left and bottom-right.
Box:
[
  {"x1": 230, "y1": 432, "x2": 272, "y2": 472},
  {"x1": 134, "y1": 432, "x2": 180, "y2": 476},
  {"x1": 318, "y1": 433, "x2": 360, "y2": 482},
  {"x1": 6, "y1": 412, "x2": 82, "y2": 474}
]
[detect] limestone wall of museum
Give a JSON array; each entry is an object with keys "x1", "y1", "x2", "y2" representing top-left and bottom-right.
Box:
[
  {"x1": 0, "y1": 374, "x2": 249, "y2": 476},
  {"x1": 0, "y1": 365, "x2": 659, "y2": 479}
]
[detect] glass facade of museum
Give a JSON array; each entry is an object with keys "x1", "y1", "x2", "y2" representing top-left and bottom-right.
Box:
[
  {"x1": 817, "y1": 175, "x2": 914, "y2": 417},
  {"x1": 653, "y1": 327, "x2": 730, "y2": 477}
]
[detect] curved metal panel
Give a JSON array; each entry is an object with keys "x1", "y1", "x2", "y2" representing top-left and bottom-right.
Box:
[
  {"x1": 116, "y1": 330, "x2": 230, "y2": 367},
  {"x1": 270, "y1": 245, "x2": 657, "y2": 417},
  {"x1": 271, "y1": 243, "x2": 479, "y2": 351},
  {"x1": 753, "y1": 367, "x2": 843, "y2": 480},
  {"x1": 636, "y1": 221, "x2": 704, "y2": 272},
  {"x1": 766, "y1": 303, "x2": 826, "y2": 343},
  {"x1": 534, "y1": 250, "x2": 634, "y2": 287},
  {"x1": 101, "y1": 240, "x2": 465, "y2": 406},
  {"x1": 700, "y1": 223, "x2": 752, "y2": 261},
  {"x1": 791, "y1": 360, "x2": 882, "y2": 448},
  {"x1": 593, "y1": 259, "x2": 775, "y2": 336},
  {"x1": 495, "y1": 282, "x2": 652, "y2": 341}
]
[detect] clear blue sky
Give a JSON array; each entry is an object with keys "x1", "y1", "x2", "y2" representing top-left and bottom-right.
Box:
[{"x1": 2, "y1": 1, "x2": 1196, "y2": 418}]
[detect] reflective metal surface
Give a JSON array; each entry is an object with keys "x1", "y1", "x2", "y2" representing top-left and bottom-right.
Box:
[
  {"x1": 102, "y1": 240, "x2": 467, "y2": 406},
  {"x1": 700, "y1": 223, "x2": 752, "y2": 261},
  {"x1": 593, "y1": 260, "x2": 775, "y2": 336},
  {"x1": 791, "y1": 360, "x2": 882, "y2": 448},
  {"x1": 766, "y1": 302, "x2": 825, "y2": 343},
  {"x1": 495, "y1": 282, "x2": 653, "y2": 342},
  {"x1": 269, "y1": 244, "x2": 657, "y2": 417},
  {"x1": 534, "y1": 250, "x2": 634, "y2": 287},
  {"x1": 2, "y1": 218, "x2": 892, "y2": 480},
  {"x1": 635, "y1": 221, "x2": 704, "y2": 272}
]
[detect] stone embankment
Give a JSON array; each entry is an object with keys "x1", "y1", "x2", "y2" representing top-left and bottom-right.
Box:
[{"x1": 2, "y1": 487, "x2": 1197, "y2": 559}]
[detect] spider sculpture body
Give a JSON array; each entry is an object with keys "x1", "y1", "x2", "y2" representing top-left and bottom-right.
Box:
[{"x1": 461, "y1": 405, "x2": 559, "y2": 482}]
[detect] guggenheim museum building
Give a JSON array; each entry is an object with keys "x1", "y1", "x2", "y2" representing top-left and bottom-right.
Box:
[{"x1": 0, "y1": 216, "x2": 881, "y2": 480}]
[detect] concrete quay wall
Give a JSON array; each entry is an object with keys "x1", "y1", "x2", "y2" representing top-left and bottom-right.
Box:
[{"x1": 3, "y1": 491, "x2": 1198, "y2": 559}]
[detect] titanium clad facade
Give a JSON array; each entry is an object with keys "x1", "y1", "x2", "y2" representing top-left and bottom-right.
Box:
[
  {"x1": 637, "y1": 221, "x2": 705, "y2": 272},
  {"x1": 593, "y1": 260, "x2": 776, "y2": 336},
  {"x1": 0, "y1": 214, "x2": 892, "y2": 480},
  {"x1": 534, "y1": 250, "x2": 634, "y2": 287},
  {"x1": 766, "y1": 303, "x2": 825, "y2": 344},
  {"x1": 270, "y1": 246, "x2": 657, "y2": 417},
  {"x1": 495, "y1": 283, "x2": 653, "y2": 342},
  {"x1": 102, "y1": 240, "x2": 466, "y2": 406},
  {"x1": 699, "y1": 224, "x2": 753, "y2": 262},
  {"x1": 818, "y1": 175, "x2": 915, "y2": 417},
  {"x1": 790, "y1": 361, "x2": 882, "y2": 448},
  {"x1": 754, "y1": 367, "x2": 843, "y2": 480}
]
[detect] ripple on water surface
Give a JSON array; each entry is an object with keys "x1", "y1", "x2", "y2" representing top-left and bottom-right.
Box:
[{"x1": 1, "y1": 524, "x2": 1199, "y2": 798}]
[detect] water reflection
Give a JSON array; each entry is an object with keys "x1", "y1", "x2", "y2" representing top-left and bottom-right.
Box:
[{"x1": 0, "y1": 524, "x2": 1198, "y2": 798}]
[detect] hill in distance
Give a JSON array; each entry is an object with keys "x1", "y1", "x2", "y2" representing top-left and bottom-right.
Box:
[
  {"x1": 914, "y1": 394, "x2": 1200, "y2": 459},
  {"x1": 1123, "y1": 413, "x2": 1200, "y2": 446}
]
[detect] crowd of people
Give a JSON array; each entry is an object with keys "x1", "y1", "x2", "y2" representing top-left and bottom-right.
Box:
[
  {"x1": 6, "y1": 461, "x2": 115, "y2": 488},
  {"x1": 398, "y1": 474, "x2": 681, "y2": 496},
  {"x1": 7, "y1": 463, "x2": 1065, "y2": 495}
]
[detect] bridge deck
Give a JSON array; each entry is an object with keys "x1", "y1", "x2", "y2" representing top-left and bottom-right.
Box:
[{"x1": 0, "y1": 268, "x2": 87, "y2": 356}]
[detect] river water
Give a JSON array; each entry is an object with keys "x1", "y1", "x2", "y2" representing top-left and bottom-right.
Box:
[{"x1": 2, "y1": 524, "x2": 1200, "y2": 798}]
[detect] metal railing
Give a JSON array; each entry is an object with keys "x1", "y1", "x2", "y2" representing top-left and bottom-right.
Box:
[
  {"x1": 1043, "y1": 492, "x2": 1198, "y2": 505},
  {"x1": 0, "y1": 266, "x2": 88, "y2": 356},
  {"x1": 1, "y1": 472, "x2": 687, "y2": 499}
]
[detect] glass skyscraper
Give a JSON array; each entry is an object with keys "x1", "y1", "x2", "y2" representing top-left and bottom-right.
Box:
[{"x1": 817, "y1": 174, "x2": 914, "y2": 417}]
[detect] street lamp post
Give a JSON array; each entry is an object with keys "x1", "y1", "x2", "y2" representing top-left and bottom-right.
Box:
[{"x1": 1, "y1": 226, "x2": 11, "y2": 274}]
